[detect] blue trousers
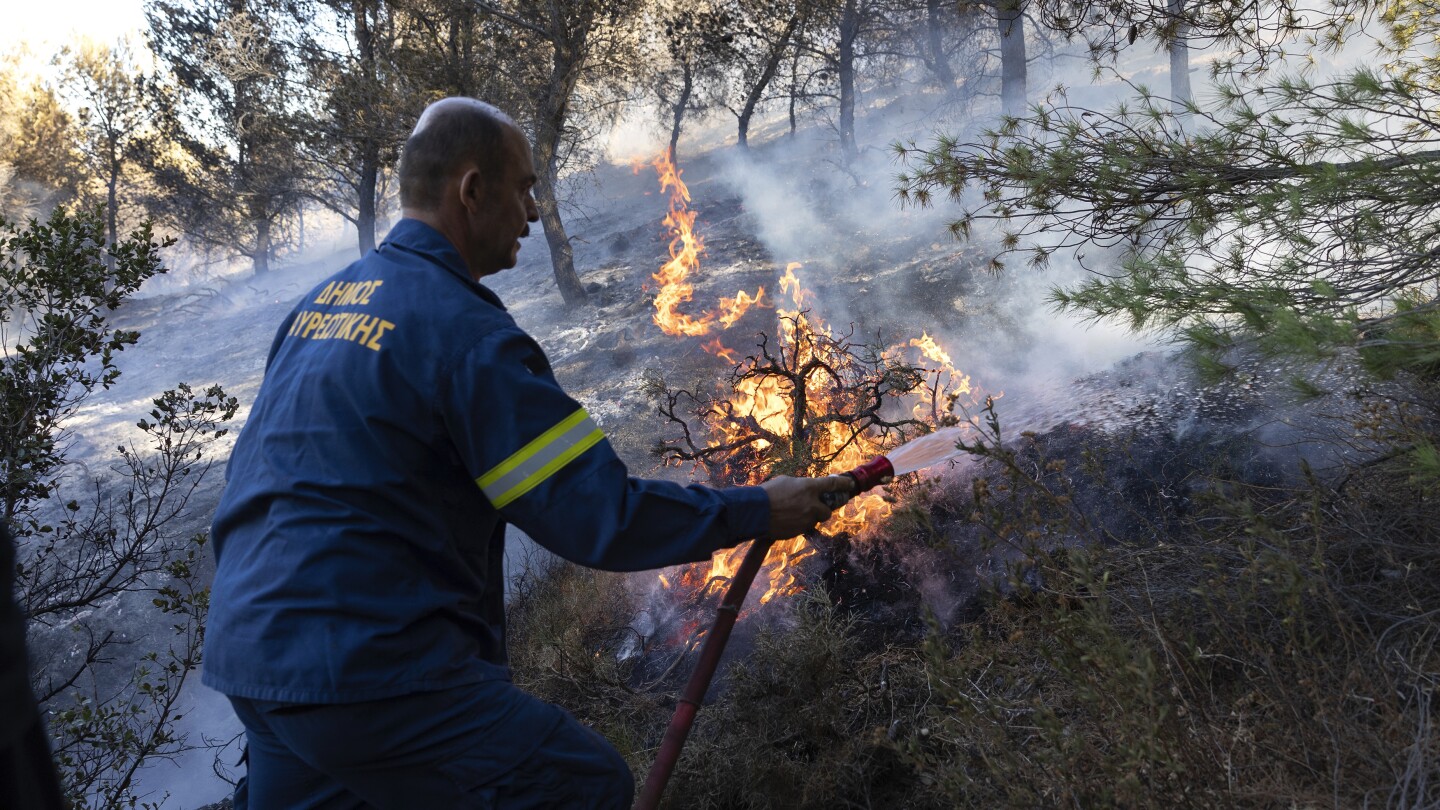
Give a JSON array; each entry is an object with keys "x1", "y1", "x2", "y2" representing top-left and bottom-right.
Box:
[{"x1": 227, "y1": 680, "x2": 633, "y2": 809}]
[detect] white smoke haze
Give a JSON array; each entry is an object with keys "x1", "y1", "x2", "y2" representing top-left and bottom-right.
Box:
[
  {"x1": 603, "y1": 104, "x2": 667, "y2": 165},
  {"x1": 702, "y1": 89, "x2": 1161, "y2": 409},
  {"x1": 134, "y1": 207, "x2": 362, "y2": 297}
]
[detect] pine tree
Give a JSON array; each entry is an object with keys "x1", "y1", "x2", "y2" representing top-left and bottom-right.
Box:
[
  {"x1": 147, "y1": 0, "x2": 305, "y2": 275},
  {"x1": 898, "y1": 2, "x2": 1439, "y2": 381}
]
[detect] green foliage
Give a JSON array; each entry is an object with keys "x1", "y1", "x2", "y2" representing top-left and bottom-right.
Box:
[
  {"x1": 55, "y1": 38, "x2": 160, "y2": 257},
  {"x1": 147, "y1": 0, "x2": 306, "y2": 274},
  {"x1": 0, "y1": 207, "x2": 168, "y2": 527},
  {"x1": 0, "y1": 208, "x2": 235, "y2": 808}
]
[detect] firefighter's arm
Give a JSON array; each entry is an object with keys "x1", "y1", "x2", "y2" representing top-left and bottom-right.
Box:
[{"x1": 444, "y1": 327, "x2": 832, "y2": 571}]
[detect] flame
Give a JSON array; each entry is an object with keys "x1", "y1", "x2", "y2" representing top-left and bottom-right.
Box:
[
  {"x1": 702, "y1": 338, "x2": 741, "y2": 364},
  {"x1": 908, "y1": 331, "x2": 974, "y2": 422},
  {"x1": 678, "y1": 263, "x2": 979, "y2": 604},
  {"x1": 910, "y1": 332, "x2": 952, "y2": 367},
  {"x1": 718, "y1": 287, "x2": 767, "y2": 328},
  {"x1": 647, "y1": 157, "x2": 984, "y2": 607},
  {"x1": 649, "y1": 149, "x2": 767, "y2": 337},
  {"x1": 779, "y1": 262, "x2": 806, "y2": 308}
]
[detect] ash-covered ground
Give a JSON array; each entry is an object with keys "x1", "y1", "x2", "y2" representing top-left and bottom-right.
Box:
[{"x1": 56, "y1": 102, "x2": 1371, "y2": 807}]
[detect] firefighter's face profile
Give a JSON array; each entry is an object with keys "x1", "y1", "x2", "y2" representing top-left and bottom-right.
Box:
[{"x1": 467, "y1": 125, "x2": 540, "y2": 277}]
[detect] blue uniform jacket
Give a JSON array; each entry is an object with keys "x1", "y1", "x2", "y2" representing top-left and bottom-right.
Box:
[{"x1": 203, "y1": 219, "x2": 770, "y2": 704}]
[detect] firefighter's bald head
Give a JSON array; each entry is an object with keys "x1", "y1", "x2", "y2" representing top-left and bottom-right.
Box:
[
  {"x1": 398, "y1": 98, "x2": 539, "y2": 279},
  {"x1": 399, "y1": 98, "x2": 519, "y2": 211}
]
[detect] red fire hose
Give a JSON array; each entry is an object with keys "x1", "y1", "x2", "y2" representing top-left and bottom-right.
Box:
[
  {"x1": 634, "y1": 457, "x2": 894, "y2": 810},
  {"x1": 634, "y1": 535, "x2": 772, "y2": 810}
]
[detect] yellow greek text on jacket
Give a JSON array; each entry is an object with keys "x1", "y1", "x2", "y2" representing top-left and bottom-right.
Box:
[{"x1": 288, "y1": 310, "x2": 396, "y2": 352}]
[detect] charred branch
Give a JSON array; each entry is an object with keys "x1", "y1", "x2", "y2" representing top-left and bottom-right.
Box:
[{"x1": 649, "y1": 313, "x2": 938, "y2": 485}]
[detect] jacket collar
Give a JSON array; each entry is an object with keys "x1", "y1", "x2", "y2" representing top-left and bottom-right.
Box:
[{"x1": 379, "y1": 218, "x2": 507, "y2": 311}]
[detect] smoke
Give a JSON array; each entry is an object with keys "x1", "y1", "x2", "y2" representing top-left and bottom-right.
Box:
[
  {"x1": 703, "y1": 95, "x2": 1160, "y2": 418},
  {"x1": 134, "y1": 210, "x2": 361, "y2": 299},
  {"x1": 0, "y1": 161, "x2": 59, "y2": 222},
  {"x1": 711, "y1": 138, "x2": 856, "y2": 265}
]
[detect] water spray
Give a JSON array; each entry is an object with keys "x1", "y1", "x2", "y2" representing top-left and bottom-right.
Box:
[{"x1": 820, "y1": 427, "x2": 972, "y2": 510}]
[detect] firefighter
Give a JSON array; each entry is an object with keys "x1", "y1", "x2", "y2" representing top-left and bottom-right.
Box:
[{"x1": 204, "y1": 97, "x2": 851, "y2": 808}]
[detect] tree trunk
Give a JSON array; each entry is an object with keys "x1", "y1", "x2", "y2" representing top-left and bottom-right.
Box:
[
  {"x1": 737, "y1": 11, "x2": 801, "y2": 149},
  {"x1": 357, "y1": 160, "x2": 377, "y2": 254},
  {"x1": 788, "y1": 47, "x2": 800, "y2": 138},
  {"x1": 447, "y1": 8, "x2": 463, "y2": 94},
  {"x1": 925, "y1": 0, "x2": 957, "y2": 92},
  {"x1": 668, "y1": 58, "x2": 693, "y2": 164},
  {"x1": 1167, "y1": 0, "x2": 1192, "y2": 116},
  {"x1": 355, "y1": 0, "x2": 379, "y2": 255},
  {"x1": 533, "y1": 54, "x2": 587, "y2": 307},
  {"x1": 105, "y1": 155, "x2": 119, "y2": 272},
  {"x1": 998, "y1": 0, "x2": 1026, "y2": 118},
  {"x1": 837, "y1": 0, "x2": 859, "y2": 160},
  {"x1": 229, "y1": 0, "x2": 266, "y2": 276},
  {"x1": 532, "y1": 160, "x2": 585, "y2": 306},
  {"x1": 253, "y1": 213, "x2": 271, "y2": 275}
]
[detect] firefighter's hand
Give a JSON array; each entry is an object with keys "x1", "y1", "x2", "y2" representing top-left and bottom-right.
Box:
[{"x1": 760, "y1": 475, "x2": 854, "y2": 540}]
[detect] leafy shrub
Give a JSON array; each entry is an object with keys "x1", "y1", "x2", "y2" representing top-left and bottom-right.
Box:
[{"x1": 3, "y1": 207, "x2": 236, "y2": 808}]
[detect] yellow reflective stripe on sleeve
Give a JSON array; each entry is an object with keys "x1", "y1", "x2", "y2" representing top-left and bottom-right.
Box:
[
  {"x1": 490, "y1": 428, "x2": 604, "y2": 509},
  {"x1": 477, "y1": 408, "x2": 606, "y2": 508},
  {"x1": 478, "y1": 409, "x2": 589, "y2": 488}
]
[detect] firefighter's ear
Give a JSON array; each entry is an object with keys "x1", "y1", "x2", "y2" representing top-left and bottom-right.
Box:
[{"x1": 457, "y1": 166, "x2": 485, "y2": 214}]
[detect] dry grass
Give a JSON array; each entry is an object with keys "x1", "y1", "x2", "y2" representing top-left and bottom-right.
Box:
[{"x1": 900, "y1": 400, "x2": 1440, "y2": 809}]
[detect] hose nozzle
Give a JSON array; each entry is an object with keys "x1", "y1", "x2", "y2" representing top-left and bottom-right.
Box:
[{"x1": 820, "y1": 456, "x2": 895, "y2": 509}]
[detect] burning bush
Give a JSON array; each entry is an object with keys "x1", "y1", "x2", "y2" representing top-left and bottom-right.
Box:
[
  {"x1": 634, "y1": 146, "x2": 983, "y2": 606},
  {"x1": 641, "y1": 258, "x2": 980, "y2": 608},
  {"x1": 648, "y1": 315, "x2": 931, "y2": 482}
]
